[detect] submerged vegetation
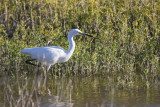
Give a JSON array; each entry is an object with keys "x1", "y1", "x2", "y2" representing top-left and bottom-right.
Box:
[{"x1": 0, "y1": 0, "x2": 159, "y2": 86}]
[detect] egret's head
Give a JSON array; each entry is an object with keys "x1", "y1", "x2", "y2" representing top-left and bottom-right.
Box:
[{"x1": 68, "y1": 29, "x2": 92, "y2": 38}]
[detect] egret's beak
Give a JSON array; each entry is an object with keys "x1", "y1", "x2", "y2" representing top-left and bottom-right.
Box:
[{"x1": 79, "y1": 33, "x2": 93, "y2": 37}]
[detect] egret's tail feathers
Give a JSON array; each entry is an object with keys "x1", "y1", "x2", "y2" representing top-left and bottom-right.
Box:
[{"x1": 21, "y1": 49, "x2": 30, "y2": 54}]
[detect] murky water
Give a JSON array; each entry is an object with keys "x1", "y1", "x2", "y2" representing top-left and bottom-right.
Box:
[{"x1": 0, "y1": 74, "x2": 160, "y2": 107}]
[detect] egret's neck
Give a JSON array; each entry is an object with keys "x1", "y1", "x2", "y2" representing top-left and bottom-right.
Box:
[{"x1": 66, "y1": 36, "x2": 75, "y2": 58}]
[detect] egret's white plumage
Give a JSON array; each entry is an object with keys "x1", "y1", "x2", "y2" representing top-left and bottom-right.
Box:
[{"x1": 21, "y1": 29, "x2": 92, "y2": 73}]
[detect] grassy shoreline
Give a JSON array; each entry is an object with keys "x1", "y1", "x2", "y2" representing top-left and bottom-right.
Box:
[{"x1": 0, "y1": 0, "x2": 159, "y2": 83}]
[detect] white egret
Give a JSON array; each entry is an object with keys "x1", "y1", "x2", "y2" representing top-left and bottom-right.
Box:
[{"x1": 21, "y1": 29, "x2": 92, "y2": 74}]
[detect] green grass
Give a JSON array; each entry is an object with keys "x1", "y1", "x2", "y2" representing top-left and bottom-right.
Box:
[{"x1": 0, "y1": 0, "x2": 159, "y2": 85}]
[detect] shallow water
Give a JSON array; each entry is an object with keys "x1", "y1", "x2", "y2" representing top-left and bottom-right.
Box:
[{"x1": 0, "y1": 74, "x2": 160, "y2": 107}]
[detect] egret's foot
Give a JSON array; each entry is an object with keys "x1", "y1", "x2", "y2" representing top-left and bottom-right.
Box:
[
  {"x1": 47, "y1": 88, "x2": 51, "y2": 96},
  {"x1": 42, "y1": 67, "x2": 47, "y2": 77}
]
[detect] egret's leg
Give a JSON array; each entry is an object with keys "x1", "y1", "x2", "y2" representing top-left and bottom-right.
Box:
[
  {"x1": 46, "y1": 65, "x2": 51, "y2": 73},
  {"x1": 42, "y1": 66, "x2": 47, "y2": 77},
  {"x1": 42, "y1": 65, "x2": 50, "y2": 77},
  {"x1": 42, "y1": 65, "x2": 51, "y2": 95},
  {"x1": 42, "y1": 74, "x2": 51, "y2": 96}
]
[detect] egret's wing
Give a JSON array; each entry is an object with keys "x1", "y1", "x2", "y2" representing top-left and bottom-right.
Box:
[{"x1": 21, "y1": 46, "x2": 66, "y2": 65}]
